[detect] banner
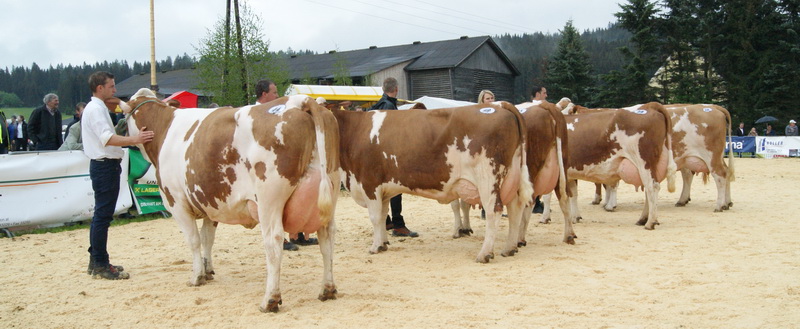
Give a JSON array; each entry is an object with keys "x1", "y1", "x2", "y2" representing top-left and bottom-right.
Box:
[
  {"x1": 725, "y1": 136, "x2": 756, "y2": 153},
  {"x1": 128, "y1": 148, "x2": 166, "y2": 214},
  {"x1": 755, "y1": 136, "x2": 800, "y2": 157},
  {"x1": 0, "y1": 150, "x2": 132, "y2": 228}
]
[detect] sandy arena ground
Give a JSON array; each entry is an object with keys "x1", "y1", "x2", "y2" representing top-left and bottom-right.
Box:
[{"x1": 1, "y1": 157, "x2": 799, "y2": 328}]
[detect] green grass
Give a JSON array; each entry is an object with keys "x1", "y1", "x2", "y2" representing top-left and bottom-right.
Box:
[
  {"x1": 1, "y1": 107, "x2": 34, "y2": 119},
  {"x1": 2, "y1": 212, "x2": 170, "y2": 238}
]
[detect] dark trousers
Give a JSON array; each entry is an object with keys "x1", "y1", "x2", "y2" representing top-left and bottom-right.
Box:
[
  {"x1": 88, "y1": 159, "x2": 121, "y2": 267},
  {"x1": 35, "y1": 141, "x2": 59, "y2": 151},
  {"x1": 385, "y1": 194, "x2": 406, "y2": 228},
  {"x1": 14, "y1": 138, "x2": 27, "y2": 151}
]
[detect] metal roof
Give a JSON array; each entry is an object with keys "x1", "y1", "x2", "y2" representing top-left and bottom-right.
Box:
[
  {"x1": 115, "y1": 69, "x2": 205, "y2": 98},
  {"x1": 287, "y1": 36, "x2": 519, "y2": 79}
]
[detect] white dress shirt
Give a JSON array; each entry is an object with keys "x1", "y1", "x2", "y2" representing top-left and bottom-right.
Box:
[{"x1": 82, "y1": 97, "x2": 124, "y2": 160}]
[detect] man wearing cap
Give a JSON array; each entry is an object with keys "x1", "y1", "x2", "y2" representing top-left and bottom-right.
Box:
[{"x1": 786, "y1": 119, "x2": 798, "y2": 136}]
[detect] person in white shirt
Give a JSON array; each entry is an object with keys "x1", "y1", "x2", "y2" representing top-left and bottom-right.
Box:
[{"x1": 82, "y1": 71, "x2": 154, "y2": 280}]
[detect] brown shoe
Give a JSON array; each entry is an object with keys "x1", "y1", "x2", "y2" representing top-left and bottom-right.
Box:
[
  {"x1": 92, "y1": 265, "x2": 130, "y2": 280},
  {"x1": 391, "y1": 227, "x2": 419, "y2": 237}
]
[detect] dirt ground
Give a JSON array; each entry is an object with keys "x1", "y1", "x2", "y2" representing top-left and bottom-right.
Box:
[{"x1": 1, "y1": 158, "x2": 798, "y2": 328}]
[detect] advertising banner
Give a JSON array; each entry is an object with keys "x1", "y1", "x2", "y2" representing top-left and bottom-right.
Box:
[
  {"x1": 128, "y1": 148, "x2": 166, "y2": 214},
  {"x1": 725, "y1": 136, "x2": 756, "y2": 153},
  {"x1": 0, "y1": 150, "x2": 132, "y2": 228},
  {"x1": 755, "y1": 137, "x2": 800, "y2": 157}
]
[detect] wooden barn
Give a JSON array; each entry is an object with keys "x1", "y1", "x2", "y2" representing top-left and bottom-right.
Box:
[{"x1": 287, "y1": 36, "x2": 519, "y2": 102}]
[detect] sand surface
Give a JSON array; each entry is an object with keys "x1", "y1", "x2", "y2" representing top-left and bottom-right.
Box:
[{"x1": 1, "y1": 157, "x2": 799, "y2": 328}]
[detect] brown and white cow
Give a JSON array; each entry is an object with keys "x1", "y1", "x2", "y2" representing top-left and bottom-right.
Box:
[
  {"x1": 449, "y1": 101, "x2": 576, "y2": 246},
  {"x1": 331, "y1": 102, "x2": 533, "y2": 263},
  {"x1": 592, "y1": 104, "x2": 734, "y2": 212},
  {"x1": 122, "y1": 88, "x2": 340, "y2": 313},
  {"x1": 542, "y1": 100, "x2": 677, "y2": 229}
]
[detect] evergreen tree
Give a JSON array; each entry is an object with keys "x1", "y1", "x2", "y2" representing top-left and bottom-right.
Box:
[
  {"x1": 544, "y1": 20, "x2": 595, "y2": 105},
  {"x1": 597, "y1": 0, "x2": 662, "y2": 107}
]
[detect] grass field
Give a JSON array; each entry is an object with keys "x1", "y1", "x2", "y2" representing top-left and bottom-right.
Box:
[{"x1": 1, "y1": 107, "x2": 34, "y2": 119}]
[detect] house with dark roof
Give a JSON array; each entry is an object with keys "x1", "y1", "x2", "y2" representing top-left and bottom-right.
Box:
[
  {"x1": 116, "y1": 35, "x2": 518, "y2": 103},
  {"x1": 288, "y1": 36, "x2": 519, "y2": 102}
]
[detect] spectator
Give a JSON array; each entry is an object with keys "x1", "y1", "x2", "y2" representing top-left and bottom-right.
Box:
[
  {"x1": 530, "y1": 85, "x2": 547, "y2": 214},
  {"x1": 13, "y1": 115, "x2": 29, "y2": 151},
  {"x1": 369, "y1": 77, "x2": 419, "y2": 237},
  {"x1": 58, "y1": 115, "x2": 84, "y2": 151},
  {"x1": 478, "y1": 89, "x2": 495, "y2": 103},
  {"x1": 83, "y1": 71, "x2": 154, "y2": 280},
  {"x1": 27, "y1": 93, "x2": 63, "y2": 150},
  {"x1": 786, "y1": 119, "x2": 798, "y2": 136},
  {"x1": 7, "y1": 115, "x2": 17, "y2": 151},
  {"x1": 764, "y1": 124, "x2": 776, "y2": 136},
  {"x1": 254, "y1": 79, "x2": 317, "y2": 250},
  {"x1": 64, "y1": 102, "x2": 86, "y2": 142},
  {"x1": 0, "y1": 111, "x2": 9, "y2": 154},
  {"x1": 748, "y1": 127, "x2": 758, "y2": 136},
  {"x1": 735, "y1": 122, "x2": 746, "y2": 137}
]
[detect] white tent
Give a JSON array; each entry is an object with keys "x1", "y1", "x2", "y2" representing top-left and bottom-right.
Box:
[{"x1": 398, "y1": 96, "x2": 475, "y2": 110}]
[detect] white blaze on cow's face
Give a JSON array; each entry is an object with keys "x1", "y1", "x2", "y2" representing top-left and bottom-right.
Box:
[{"x1": 369, "y1": 111, "x2": 387, "y2": 144}]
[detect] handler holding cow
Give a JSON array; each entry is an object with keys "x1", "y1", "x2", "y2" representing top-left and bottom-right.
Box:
[{"x1": 82, "y1": 71, "x2": 154, "y2": 280}]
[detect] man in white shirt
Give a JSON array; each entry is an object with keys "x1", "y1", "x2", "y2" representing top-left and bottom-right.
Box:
[{"x1": 82, "y1": 71, "x2": 154, "y2": 280}]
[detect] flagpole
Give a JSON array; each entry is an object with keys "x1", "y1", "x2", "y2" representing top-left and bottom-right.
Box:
[{"x1": 149, "y1": 0, "x2": 158, "y2": 92}]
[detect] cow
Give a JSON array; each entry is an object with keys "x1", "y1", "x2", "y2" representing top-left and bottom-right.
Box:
[
  {"x1": 121, "y1": 88, "x2": 340, "y2": 313},
  {"x1": 331, "y1": 101, "x2": 533, "y2": 263},
  {"x1": 541, "y1": 100, "x2": 677, "y2": 229},
  {"x1": 449, "y1": 100, "x2": 577, "y2": 246},
  {"x1": 591, "y1": 104, "x2": 734, "y2": 213}
]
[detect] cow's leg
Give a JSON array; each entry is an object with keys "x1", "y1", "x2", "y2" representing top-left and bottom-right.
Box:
[
  {"x1": 199, "y1": 218, "x2": 217, "y2": 280},
  {"x1": 257, "y1": 201, "x2": 286, "y2": 313},
  {"x1": 637, "y1": 180, "x2": 660, "y2": 230},
  {"x1": 592, "y1": 183, "x2": 602, "y2": 205},
  {"x1": 517, "y1": 204, "x2": 533, "y2": 247},
  {"x1": 476, "y1": 197, "x2": 501, "y2": 263},
  {"x1": 171, "y1": 207, "x2": 206, "y2": 287},
  {"x1": 460, "y1": 200, "x2": 472, "y2": 236},
  {"x1": 539, "y1": 192, "x2": 552, "y2": 224},
  {"x1": 450, "y1": 200, "x2": 473, "y2": 238},
  {"x1": 316, "y1": 217, "x2": 337, "y2": 302},
  {"x1": 712, "y1": 172, "x2": 728, "y2": 212},
  {"x1": 450, "y1": 200, "x2": 462, "y2": 238},
  {"x1": 724, "y1": 172, "x2": 733, "y2": 209},
  {"x1": 567, "y1": 180, "x2": 582, "y2": 223},
  {"x1": 555, "y1": 189, "x2": 577, "y2": 244},
  {"x1": 501, "y1": 197, "x2": 523, "y2": 257},
  {"x1": 366, "y1": 198, "x2": 390, "y2": 254},
  {"x1": 603, "y1": 182, "x2": 618, "y2": 211},
  {"x1": 675, "y1": 168, "x2": 693, "y2": 207}
]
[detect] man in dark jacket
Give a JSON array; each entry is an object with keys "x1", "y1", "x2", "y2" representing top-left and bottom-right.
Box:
[
  {"x1": 368, "y1": 77, "x2": 418, "y2": 237},
  {"x1": 27, "y1": 93, "x2": 63, "y2": 150},
  {"x1": 0, "y1": 111, "x2": 9, "y2": 154}
]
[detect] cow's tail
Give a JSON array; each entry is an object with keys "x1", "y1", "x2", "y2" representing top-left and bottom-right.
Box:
[
  {"x1": 501, "y1": 101, "x2": 534, "y2": 205},
  {"x1": 718, "y1": 105, "x2": 735, "y2": 182},
  {"x1": 308, "y1": 99, "x2": 340, "y2": 226},
  {"x1": 652, "y1": 102, "x2": 677, "y2": 193}
]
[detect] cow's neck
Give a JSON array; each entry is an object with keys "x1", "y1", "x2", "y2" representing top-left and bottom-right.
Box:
[{"x1": 135, "y1": 104, "x2": 176, "y2": 169}]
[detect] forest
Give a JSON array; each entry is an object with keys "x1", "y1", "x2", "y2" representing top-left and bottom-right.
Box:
[{"x1": 0, "y1": 0, "x2": 797, "y2": 126}]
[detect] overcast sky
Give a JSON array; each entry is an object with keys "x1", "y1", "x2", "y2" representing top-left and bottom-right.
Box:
[{"x1": 0, "y1": 0, "x2": 624, "y2": 69}]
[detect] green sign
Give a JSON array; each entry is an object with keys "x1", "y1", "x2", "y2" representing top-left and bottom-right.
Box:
[{"x1": 128, "y1": 149, "x2": 167, "y2": 215}]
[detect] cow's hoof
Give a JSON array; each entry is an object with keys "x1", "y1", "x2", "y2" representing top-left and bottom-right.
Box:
[
  {"x1": 517, "y1": 240, "x2": 527, "y2": 247},
  {"x1": 675, "y1": 202, "x2": 687, "y2": 207},
  {"x1": 459, "y1": 228, "x2": 473, "y2": 237},
  {"x1": 501, "y1": 248, "x2": 518, "y2": 257},
  {"x1": 591, "y1": 200, "x2": 601, "y2": 205},
  {"x1": 714, "y1": 208, "x2": 723, "y2": 213},
  {"x1": 539, "y1": 218, "x2": 551, "y2": 224},
  {"x1": 259, "y1": 297, "x2": 282, "y2": 313},
  {"x1": 205, "y1": 273, "x2": 214, "y2": 281},
  {"x1": 643, "y1": 221, "x2": 659, "y2": 230},
  {"x1": 564, "y1": 234, "x2": 577, "y2": 245},
  {"x1": 318, "y1": 285, "x2": 338, "y2": 301},
  {"x1": 575, "y1": 216, "x2": 583, "y2": 223},
  {"x1": 604, "y1": 206, "x2": 616, "y2": 212},
  {"x1": 187, "y1": 275, "x2": 206, "y2": 287},
  {"x1": 476, "y1": 253, "x2": 494, "y2": 263},
  {"x1": 727, "y1": 202, "x2": 733, "y2": 208},
  {"x1": 635, "y1": 218, "x2": 647, "y2": 226}
]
